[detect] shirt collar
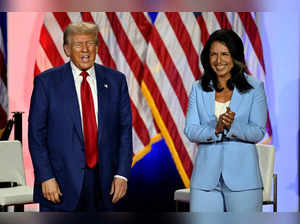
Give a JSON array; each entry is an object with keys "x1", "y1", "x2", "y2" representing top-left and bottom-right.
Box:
[{"x1": 70, "y1": 61, "x2": 96, "y2": 79}]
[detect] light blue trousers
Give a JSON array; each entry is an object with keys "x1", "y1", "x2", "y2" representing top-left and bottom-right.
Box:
[{"x1": 190, "y1": 176, "x2": 262, "y2": 212}]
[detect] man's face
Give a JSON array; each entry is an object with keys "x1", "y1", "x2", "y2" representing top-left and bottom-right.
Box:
[{"x1": 64, "y1": 33, "x2": 98, "y2": 71}]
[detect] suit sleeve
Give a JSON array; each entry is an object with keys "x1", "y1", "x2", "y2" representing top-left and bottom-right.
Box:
[
  {"x1": 116, "y1": 75, "x2": 133, "y2": 179},
  {"x1": 184, "y1": 83, "x2": 222, "y2": 143},
  {"x1": 225, "y1": 81, "x2": 267, "y2": 143},
  {"x1": 28, "y1": 76, "x2": 55, "y2": 184}
]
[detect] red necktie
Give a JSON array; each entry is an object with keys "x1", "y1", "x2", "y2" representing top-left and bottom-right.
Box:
[{"x1": 80, "y1": 71, "x2": 98, "y2": 168}]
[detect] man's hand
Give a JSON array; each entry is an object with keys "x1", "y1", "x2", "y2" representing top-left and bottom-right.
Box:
[
  {"x1": 41, "y1": 178, "x2": 62, "y2": 203},
  {"x1": 110, "y1": 177, "x2": 127, "y2": 204}
]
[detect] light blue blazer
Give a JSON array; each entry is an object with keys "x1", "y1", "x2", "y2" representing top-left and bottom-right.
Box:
[{"x1": 184, "y1": 74, "x2": 267, "y2": 191}]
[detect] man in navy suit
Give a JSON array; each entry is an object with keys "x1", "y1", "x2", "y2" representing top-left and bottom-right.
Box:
[{"x1": 28, "y1": 22, "x2": 132, "y2": 211}]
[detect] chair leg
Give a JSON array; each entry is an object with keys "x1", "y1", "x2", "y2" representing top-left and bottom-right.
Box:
[{"x1": 273, "y1": 174, "x2": 277, "y2": 212}]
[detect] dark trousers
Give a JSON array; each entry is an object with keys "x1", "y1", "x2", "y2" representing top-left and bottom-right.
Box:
[
  {"x1": 74, "y1": 165, "x2": 102, "y2": 211},
  {"x1": 40, "y1": 165, "x2": 102, "y2": 212}
]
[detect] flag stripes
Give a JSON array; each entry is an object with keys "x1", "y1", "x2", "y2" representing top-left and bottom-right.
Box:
[
  {"x1": 35, "y1": 12, "x2": 271, "y2": 188},
  {"x1": 165, "y1": 12, "x2": 201, "y2": 80}
]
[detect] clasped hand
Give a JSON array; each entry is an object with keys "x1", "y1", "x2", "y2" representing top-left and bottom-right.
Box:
[{"x1": 215, "y1": 107, "x2": 235, "y2": 135}]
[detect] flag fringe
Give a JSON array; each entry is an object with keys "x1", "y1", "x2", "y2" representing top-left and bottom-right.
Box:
[{"x1": 131, "y1": 133, "x2": 162, "y2": 167}]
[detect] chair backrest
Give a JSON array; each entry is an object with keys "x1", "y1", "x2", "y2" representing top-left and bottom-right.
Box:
[
  {"x1": 256, "y1": 144, "x2": 275, "y2": 202},
  {"x1": 0, "y1": 140, "x2": 26, "y2": 186}
]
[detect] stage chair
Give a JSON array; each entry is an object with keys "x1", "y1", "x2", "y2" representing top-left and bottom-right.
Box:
[
  {"x1": 256, "y1": 144, "x2": 277, "y2": 212},
  {"x1": 174, "y1": 144, "x2": 277, "y2": 212},
  {"x1": 0, "y1": 140, "x2": 33, "y2": 212}
]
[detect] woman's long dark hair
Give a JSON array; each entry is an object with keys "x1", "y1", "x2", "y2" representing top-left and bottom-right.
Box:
[{"x1": 200, "y1": 29, "x2": 253, "y2": 93}]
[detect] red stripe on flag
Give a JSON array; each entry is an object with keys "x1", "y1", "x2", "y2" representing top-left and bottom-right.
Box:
[
  {"x1": 34, "y1": 62, "x2": 41, "y2": 77},
  {"x1": 131, "y1": 12, "x2": 152, "y2": 43},
  {"x1": 130, "y1": 99, "x2": 150, "y2": 146},
  {"x1": 39, "y1": 25, "x2": 65, "y2": 67},
  {"x1": 106, "y1": 12, "x2": 145, "y2": 84},
  {"x1": 81, "y1": 12, "x2": 117, "y2": 69},
  {"x1": 238, "y1": 12, "x2": 266, "y2": 72},
  {"x1": 196, "y1": 15, "x2": 210, "y2": 46},
  {"x1": 165, "y1": 12, "x2": 201, "y2": 80},
  {"x1": 214, "y1": 12, "x2": 232, "y2": 29},
  {"x1": 149, "y1": 26, "x2": 189, "y2": 115},
  {"x1": 143, "y1": 65, "x2": 194, "y2": 177},
  {"x1": 52, "y1": 12, "x2": 71, "y2": 32}
]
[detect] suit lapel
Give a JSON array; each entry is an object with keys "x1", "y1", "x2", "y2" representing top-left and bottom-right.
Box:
[
  {"x1": 62, "y1": 62, "x2": 84, "y2": 143},
  {"x1": 95, "y1": 65, "x2": 108, "y2": 143},
  {"x1": 229, "y1": 87, "x2": 244, "y2": 114},
  {"x1": 202, "y1": 88, "x2": 215, "y2": 118}
]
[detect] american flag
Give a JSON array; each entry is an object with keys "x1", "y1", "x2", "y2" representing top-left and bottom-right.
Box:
[
  {"x1": 0, "y1": 12, "x2": 8, "y2": 130},
  {"x1": 35, "y1": 12, "x2": 272, "y2": 188}
]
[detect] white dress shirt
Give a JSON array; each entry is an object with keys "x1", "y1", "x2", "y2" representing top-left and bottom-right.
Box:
[
  {"x1": 70, "y1": 62, "x2": 127, "y2": 181},
  {"x1": 71, "y1": 62, "x2": 98, "y2": 127}
]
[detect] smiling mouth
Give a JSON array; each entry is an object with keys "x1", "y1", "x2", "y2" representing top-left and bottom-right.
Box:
[
  {"x1": 81, "y1": 55, "x2": 90, "y2": 63},
  {"x1": 215, "y1": 65, "x2": 227, "y2": 71}
]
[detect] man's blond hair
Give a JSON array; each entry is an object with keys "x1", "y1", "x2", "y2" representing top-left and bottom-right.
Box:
[{"x1": 63, "y1": 22, "x2": 99, "y2": 45}]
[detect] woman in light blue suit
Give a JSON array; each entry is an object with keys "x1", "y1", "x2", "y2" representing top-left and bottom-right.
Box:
[{"x1": 184, "y1": 29, "x2": 267, "y2": 212}]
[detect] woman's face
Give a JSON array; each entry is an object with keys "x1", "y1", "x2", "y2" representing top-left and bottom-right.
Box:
[{"x1": 209, "y1": 41, "x2": 234, "y2": 78}]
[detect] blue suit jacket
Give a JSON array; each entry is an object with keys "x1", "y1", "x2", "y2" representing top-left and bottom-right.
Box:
[
  {"x1": 184, "y1": 74, "x2": 267, "y2": 191},
  {"x1": 28, "y1": 62, "x2": 133, "y2": 210}
]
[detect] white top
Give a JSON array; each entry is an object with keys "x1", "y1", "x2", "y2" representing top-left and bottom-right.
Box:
[{"x1": 215, "y1": 100, "x2": 230, "y2": 120}]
